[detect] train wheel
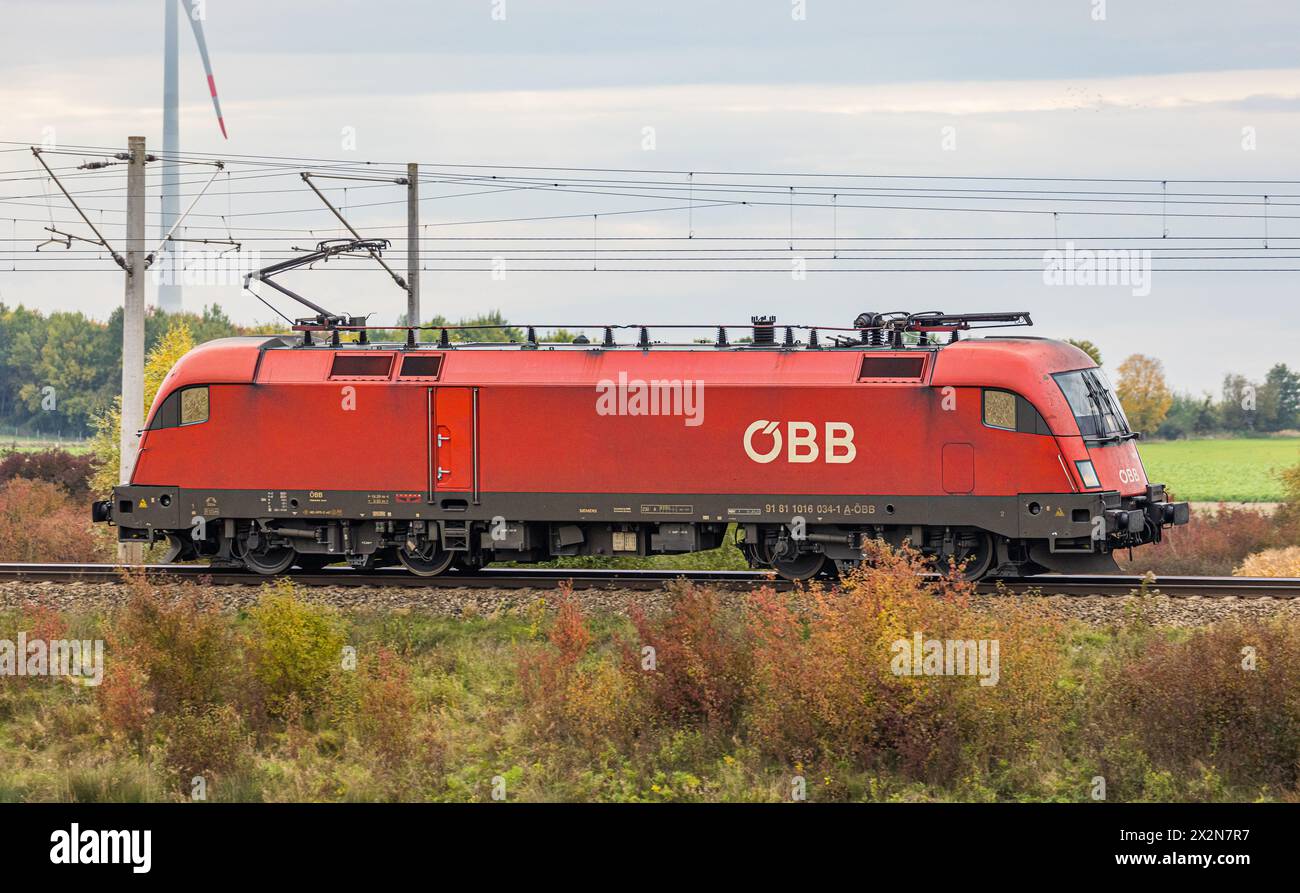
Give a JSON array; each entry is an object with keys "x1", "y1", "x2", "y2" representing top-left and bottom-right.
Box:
[
  {"x1": 237, "y1": 543, "x2": 296, "y2": 576},
  {"x1": 397, "y1": 543, "x2": 456, "y2": 576},
  {"x1": 773, "y1": 552, "x2": 826, "y2": 581},
  {"x1": 953, "y1": 532, "x2": 996, "y2": 581}
]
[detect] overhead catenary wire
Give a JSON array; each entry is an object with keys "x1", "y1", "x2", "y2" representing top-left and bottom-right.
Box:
[{"x1": 2, "y1": 140, "x2": 1299, "y2": 281}]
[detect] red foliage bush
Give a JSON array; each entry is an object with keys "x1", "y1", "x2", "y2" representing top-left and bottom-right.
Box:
[
  {"x1": 516, "y1": 587, "x2": 646, "y2": 749},
  {"x1": 517, "y1": 586, "x2": 590, "y2": 709},
  {"x1": 0, "y1": 449, "x2": 97, "y2": 501},
  {"x1": 624, "y1": 581, "x2": 751, "y2": 732},
  {"x1": 0, "y1": 477, "x2": 112, "y2": 562},
  {"x1": 97, "y1": 656, "x2": 155, "y2": 742},
  {"x1": 1119, "y1": 506, "x2": 1280, "y2": 576},
  {"x1": 107, "y1": 578, "x2": 245, "y2": 714}
]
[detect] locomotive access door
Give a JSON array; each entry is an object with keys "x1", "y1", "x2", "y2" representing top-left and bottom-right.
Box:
[{"x1": 428, "y1": 387, "x2": 479, "y2": 501}]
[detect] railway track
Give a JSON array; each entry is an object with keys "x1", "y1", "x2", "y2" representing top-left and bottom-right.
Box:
[{"x1": 1, "y1": 562, "x2": 1298, "y2": 598}]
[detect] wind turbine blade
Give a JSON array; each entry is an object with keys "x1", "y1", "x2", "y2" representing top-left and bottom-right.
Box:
[{"x1": 183, "y1": 1, "x2": 228, "y2": 139}]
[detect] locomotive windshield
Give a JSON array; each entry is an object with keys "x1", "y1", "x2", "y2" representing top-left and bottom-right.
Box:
[{"x1": 1052, "y1": 368, "x2": 1133, "y2": 440}]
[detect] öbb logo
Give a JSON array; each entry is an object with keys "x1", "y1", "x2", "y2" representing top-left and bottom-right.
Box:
[{"x1": 743, "y1": 420, "x2": 856, "y2": 464}]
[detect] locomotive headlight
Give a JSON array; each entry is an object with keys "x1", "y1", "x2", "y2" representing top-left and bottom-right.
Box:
[{"x1": 1075, "y1": 460, "x2": 1101, "y2": 489}]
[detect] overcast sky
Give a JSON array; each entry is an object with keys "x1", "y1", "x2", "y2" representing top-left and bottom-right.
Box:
[{"x1": 2, "y1": 0, "x2": 1298, "y2": 393}]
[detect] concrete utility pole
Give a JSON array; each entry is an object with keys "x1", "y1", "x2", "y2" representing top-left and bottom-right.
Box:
[
  {"x1": 119, "y1": 136, "x2": 147, "y2": 563},
  {"x1": 407, "y1": 162, "x2": 420, "y2": 327}
]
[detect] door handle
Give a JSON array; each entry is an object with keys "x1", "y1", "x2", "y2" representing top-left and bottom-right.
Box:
[
  {"x1": 436, "y1": 466, "x2": 451, "y2": 481},
  {"x1": 437, "y1": 433, "x2": 450, "y2": 446}
]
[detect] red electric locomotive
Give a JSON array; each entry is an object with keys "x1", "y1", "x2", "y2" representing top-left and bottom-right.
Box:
[{"x1": 95, "y1": 308, "x2": 1189, "y2": 580}]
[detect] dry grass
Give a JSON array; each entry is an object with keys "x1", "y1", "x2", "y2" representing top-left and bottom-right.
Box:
[{"x1": 1236, "y1": 546, "x2": 1300, "y2": 577}]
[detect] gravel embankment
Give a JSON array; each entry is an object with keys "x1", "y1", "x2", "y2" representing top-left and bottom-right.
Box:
[{"x1": 3, "y1": 580, "x2": 1300, "y2": 628}]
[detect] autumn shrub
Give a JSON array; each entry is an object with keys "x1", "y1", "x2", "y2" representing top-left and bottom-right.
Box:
[
  {"x1": 624, "y1": 581, "x2": 750, "y2": 734},
  {"x1": 560, "y1": 658, "x2": 644, "y2": 751},
  {"x1": 745, "y1": 542, "x2": 1068, "y2": 790},
  {"x1": 0, "y1": 449, "x2": 97, "y2": 501},
  {"x1": 1119, "y1": 505, "x2": 1279, "y2": 576},
  {"x1": 0, "y1": 602, "x2": 71, "y2": 695},
  {"x1": 1235, "y1": 546, "x2": 1300, "y2": 577},
  {"x1": 1088, "y1": 618, "x2": 1300, "y2": 794},
  {"x1": 1272, "y1": 459, "x2": 1300, "y2": 545},
  {"x1": 0, "y1": 477, "x2": 112, "y2": 562},
  {"x1": 517, "y1": 588, "x2": 589, "y2": 704},
  {"x1": 107, "y1": 576, "x2": 244, "y2": 714},
  {"x1": 248, "y1": 580, "x2": 348, "y2": 719},
  {"x1": 96, "y1": 656, "x2": 154, "y2": 742},
  {"x1": 160, "y1": 703, "x2": 253, "y2": 786},
  {"x1": 517, "y1": 588, "x2": 645, "y2": 750},
  {"x1": 14, "y1": 600, "x2": 68, "y2": 643},
  {"x1": 355, "y1": 647, "x2": 416, "y2": 768}
]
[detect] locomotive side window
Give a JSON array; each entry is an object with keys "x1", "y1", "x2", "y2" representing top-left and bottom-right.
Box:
[
  {"x1": 180, "y1": 386, "x2": 208, "y2": 425},
  {"x1": 148, "y1": 385, "x2": 208, "y2": 430},
  {"x1": 983, "y1": 390, "x2": 1017, "y2": 429},
  {"x1": 329, "y1": 353, "x2": 394, "y2": 379},
  {"x1": 982, "y1": 389, "x2": 1053, "y2": 434}
]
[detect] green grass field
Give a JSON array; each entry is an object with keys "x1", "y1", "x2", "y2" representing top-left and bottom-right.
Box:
[
  {"x1": 0, "y1": 435, "x2": 92, "y2": 455},
  {"x1": 1139, "y1": 437, "x2": 1299, "y2": 502}
]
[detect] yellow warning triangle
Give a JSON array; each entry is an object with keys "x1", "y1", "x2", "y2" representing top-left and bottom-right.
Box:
[{"x1": 1054, "y1": 508, "x2": 1065, "y2": 517}]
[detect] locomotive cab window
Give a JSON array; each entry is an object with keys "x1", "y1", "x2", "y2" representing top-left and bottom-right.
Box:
[
  {"x1": 148, "y1": 386, "x2": 209, "y2": 430},
  {"x1": 1052, "y1": 368, "x2": 1132, "y2": 440}
]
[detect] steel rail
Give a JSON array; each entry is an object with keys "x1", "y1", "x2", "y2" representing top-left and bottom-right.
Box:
[{"x1": 1, "y1": 563, "x2": 1298, "y2": 598}]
